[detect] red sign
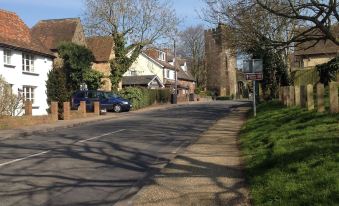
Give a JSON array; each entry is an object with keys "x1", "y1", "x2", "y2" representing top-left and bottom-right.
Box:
[{"x1": 246, "y1": 73, "x2": 263, "y2": 80}]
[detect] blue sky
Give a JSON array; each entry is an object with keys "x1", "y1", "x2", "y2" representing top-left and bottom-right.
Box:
[{"x1": 0, "y1": 0, "x2": 206, "y2": 29}]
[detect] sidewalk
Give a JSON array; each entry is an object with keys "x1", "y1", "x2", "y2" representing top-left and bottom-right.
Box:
[{"x1": 131, "y1": 106, "x2": 251, "y2": 206}]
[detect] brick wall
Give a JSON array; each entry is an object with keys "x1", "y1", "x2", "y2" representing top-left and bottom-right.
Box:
[{"x1": 92, "y1": 62, "x2": 112, "y2": 91}]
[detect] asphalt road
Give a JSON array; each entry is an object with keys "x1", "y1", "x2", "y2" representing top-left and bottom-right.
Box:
[{"x1": 0, "y1": 101, "x2": 248, "y2": 206}]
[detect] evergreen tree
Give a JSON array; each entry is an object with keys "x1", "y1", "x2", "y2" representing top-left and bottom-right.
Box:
[{"x1": 46, "y1": 67, "x2": 69, "y2": 105}]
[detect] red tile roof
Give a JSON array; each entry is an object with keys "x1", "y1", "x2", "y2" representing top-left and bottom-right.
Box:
[
  {"x1": 86, "y1": 36, "x2": 114, "y2": 62},
  {"x1": 295, "y1": 26, "x2": 339, "y2": 56},
  {"x1": 31, "y1": 18, "x2": 80, "y2": 50},
  {"x1": 0, "y1": 9, "x2": 52, "y2": 56}
]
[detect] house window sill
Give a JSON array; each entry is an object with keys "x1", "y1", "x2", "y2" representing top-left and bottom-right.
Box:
[
  {"x1": 22, "y1": 106, "x2": 40, "y2": 109},
  {"x1": 4, "y1": 64, "x2": 16, "y2": 68},
  {"x1": 22, "y1": 71, "x2": 39, "y2": 76}
]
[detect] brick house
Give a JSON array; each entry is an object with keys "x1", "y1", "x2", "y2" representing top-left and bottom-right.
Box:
[
  {"x1": 293, "y1": 29, "x2": 339, "y2": 69},
  {"x1": 176, "y1": 59, "x2": 195, "y2": 98},
  {"x1": 31, "y1": 18, "x2": 87, "y2": 55},
  {"x1": 205, "y1": 24, "x2": 238, "y2": 97},
  {"x1": 0, "y1": 9, "x2": 54, "y2": 115},
  {"x1": 86, "y1": 36, "x2": 114, "y2": 91}
]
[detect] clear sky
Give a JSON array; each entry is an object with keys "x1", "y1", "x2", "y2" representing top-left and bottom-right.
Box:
[{"x1": 0, "y1": 0, "x2": 206, "y2": 29}]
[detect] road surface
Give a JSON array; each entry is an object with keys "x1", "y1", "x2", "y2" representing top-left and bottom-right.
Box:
[{"x1": 0, "y1": 101, "x2": 248, "y2": 206}]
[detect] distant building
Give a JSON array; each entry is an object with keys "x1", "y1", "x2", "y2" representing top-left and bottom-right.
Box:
[
  {"x1": 31, "y1": 18, "x2": 87, "y2": 54},
  {"x1": 0, "y1": 9, "x2": 54, "y2": 115},
  {"x1": 292, "y1": 28, "x2": 339, "y2": 69},
  {"x1": 86, "y1": 36, "x2": 114, "y2": 91},
  {"x1": 205, "y1": 24, "x2": 237, "y2": 97}
]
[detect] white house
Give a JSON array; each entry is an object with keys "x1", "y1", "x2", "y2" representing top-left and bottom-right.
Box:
[
  {"x1": 123, "y1": 49, "x2": 177, "y2": 88},
  {"x1": 0, "y1": 9, "x2": 54, "y2": 116}
]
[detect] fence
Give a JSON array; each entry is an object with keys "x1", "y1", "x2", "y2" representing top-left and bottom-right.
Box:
[{"x1": 279, "y1": 82, "x2": 339, "y2": 113}]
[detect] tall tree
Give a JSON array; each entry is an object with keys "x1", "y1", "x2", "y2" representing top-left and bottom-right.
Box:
[
  {"x1": 255, "y1": 0, "x2": 339, "y2": 47},
  {"x1": 178, "y1": 25, "x2": 206, "y2": 88},
  {"x1": 83, "y1": 0, "x2": 179, "y2": 89}
]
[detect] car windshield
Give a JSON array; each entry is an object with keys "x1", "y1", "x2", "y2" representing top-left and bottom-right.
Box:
[{"x1": 104, "y1": 92, "x2": 119, "y2": 98}]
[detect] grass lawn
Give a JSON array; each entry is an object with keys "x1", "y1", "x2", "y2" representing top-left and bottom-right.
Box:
[{"x1": 240, "y1": 101, "x2": 339, "y2": 206}]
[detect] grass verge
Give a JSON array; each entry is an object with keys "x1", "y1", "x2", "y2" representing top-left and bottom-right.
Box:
[{"x1": 240, "y1": 101, "x2": 339, "y2": 206}]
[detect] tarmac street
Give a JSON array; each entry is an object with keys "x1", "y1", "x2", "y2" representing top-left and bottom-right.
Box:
[{"x1": 0, "y1": 101, "x2": 249, "y2": 206}]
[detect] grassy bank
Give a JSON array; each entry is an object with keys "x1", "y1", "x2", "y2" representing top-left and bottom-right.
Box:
[{"x1": 240, "y1": 101, "x2": 339, "y2": 206}]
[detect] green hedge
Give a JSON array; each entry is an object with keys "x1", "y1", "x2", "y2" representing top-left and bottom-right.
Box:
[
  {"x1": 291, "y1": 67, "x2": 319, "y2": 86},
  {"x1": 119, "y1": 87, "x2": 171, "y2": 110},
  {"x1": 216, "y1": 96, "x2": 232, "y2": 100}
]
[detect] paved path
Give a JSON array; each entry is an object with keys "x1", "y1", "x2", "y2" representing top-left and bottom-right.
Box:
[{"x1": 130, "y1": 106, "x2": 250, "y2": 206}]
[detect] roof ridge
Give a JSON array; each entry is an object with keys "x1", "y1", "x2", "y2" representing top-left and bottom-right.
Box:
[
  {"x1": 0, "y1": 9, "x2": 16, "y2": 15},
  {"x1": 39, "y1": 17, "x2": 80, "y2": 22}
]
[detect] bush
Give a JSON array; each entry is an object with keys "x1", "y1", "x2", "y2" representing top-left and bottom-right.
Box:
[
  {"x1": 0, "y1": 75, "x2": 24, "y2": 116},
  {"x1": 119, "y1": 87, "x2": 171, "y2": 110}
]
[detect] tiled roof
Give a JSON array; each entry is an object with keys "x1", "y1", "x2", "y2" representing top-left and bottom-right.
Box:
[
  {"x1": 178, "y1": 67, "x2": 195, "y2": 82},
  {"x1": 86, "y1": 36, "x2": 114, "y2": 62},
  {"x1": 31, "y1": 18, "x2": 80, "y2": 50},
  {"x1": 122, "y1": 75, "x2": 162, "y2": 86},
  {"x1": 295, "y1": 26, "x2": 339, "y2": 56},
  {"x1": 0, "y1": 9, "x2": 53, "y2": 56}
]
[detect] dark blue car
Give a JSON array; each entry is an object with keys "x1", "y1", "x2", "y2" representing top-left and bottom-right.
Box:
[{"x1": 71, "y1": 90, "x2": 132, "y2": 112}]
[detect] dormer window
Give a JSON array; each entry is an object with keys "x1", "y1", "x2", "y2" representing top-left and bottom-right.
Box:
[{"x1": 158, "y1": 51, "x2": 166, "y2": 61}]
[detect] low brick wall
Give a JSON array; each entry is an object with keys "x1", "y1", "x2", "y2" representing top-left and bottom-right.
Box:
[{"x1": 0, "y1": 115, "x2": 56, "y2": 130}]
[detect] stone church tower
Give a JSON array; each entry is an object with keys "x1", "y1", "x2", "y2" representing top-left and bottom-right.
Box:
[{"x1": 205, "y1": 24, "x2": 237, "y2": 97}]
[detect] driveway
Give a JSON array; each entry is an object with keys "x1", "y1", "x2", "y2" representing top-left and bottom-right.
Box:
[{"x1": 0, "y1": 101, "x2": 248, "y2": 206}]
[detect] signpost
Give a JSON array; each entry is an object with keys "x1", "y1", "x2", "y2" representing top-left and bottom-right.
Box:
[{"x1": 243, "y1": 59, "x2": 263, "y2": 117}]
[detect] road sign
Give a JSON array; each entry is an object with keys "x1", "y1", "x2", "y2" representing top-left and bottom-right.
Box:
[{"x1": 246, "y1": 73, "x2": 263, "y2": 80}]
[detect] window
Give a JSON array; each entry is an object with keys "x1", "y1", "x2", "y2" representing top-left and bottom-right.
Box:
[
  {"x1": 23, "y1": 86, "x2": 35, "y2": 103},
  {"x1": 22, "y1": 53, "x2": 34, "y2": 72},
  {"x1": 166, "y1": 69, "x2": 170, "y2": 78},
  {"x1": 4, "y1": 49, "x2": 12, "y2": 65},
  {"x1": 131, "y1": 70, "x2": 137, "y2": 76},
  {"x1": 158, "y1": 51, "x2": 165, "y2": 61}
]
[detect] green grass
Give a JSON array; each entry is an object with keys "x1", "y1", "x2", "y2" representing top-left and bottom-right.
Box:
[{"x1": 240, "y1": 101, "x2": 339, "y2": 206}]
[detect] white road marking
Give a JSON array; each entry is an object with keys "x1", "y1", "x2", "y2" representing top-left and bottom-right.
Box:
[
  {"x1": 76, "y1": 129, "x2": 126, "y2": 143},
  {"x1": 0, "y1": 129, "x2": 126, "y2": 168},
  {"x1": 171, "y1": 140, "x2": 190, "y2": 154},
  {"x1": 0, "y1": 150, "x2": 51, "y2": 168}
]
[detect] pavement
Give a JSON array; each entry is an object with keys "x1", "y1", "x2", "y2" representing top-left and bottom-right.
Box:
[{"x1": 129, "y1": 106, "x2": 251, "y2": 206}]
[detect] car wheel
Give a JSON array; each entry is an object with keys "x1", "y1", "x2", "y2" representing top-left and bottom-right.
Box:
[{"x1": 113, "y1": 104, "x2": 122, "y2": 113}]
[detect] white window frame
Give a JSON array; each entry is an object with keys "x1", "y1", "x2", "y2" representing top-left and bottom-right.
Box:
[
  {"x1": 4, "y1": 49, "x2": 12, "y2": 65},
  {"x1": 130, "y1": 70, "x2": 137, "y2": 76},
  {"x1": 165, "y1": 69, "x2": 170, "y2": 78},
  {"x1": 158, "y1": 51, "x2": 165, "y2": 61},
  {"x1": 22, "y1": 53, "x2": 35, "y2": 73},
  {"x1": 23, "y1": 86, "x2": 35, "y2": 104}
]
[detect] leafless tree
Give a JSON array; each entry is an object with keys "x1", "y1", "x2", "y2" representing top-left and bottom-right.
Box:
[
  {"x1": 178, "y1": 25, "x2": 206, "y2": 88},
  {"x1": 255, "y1": 0, "x2": 339, "y2": 46},
  {"x1": 83, "y1": 0, "x2": 179, "y2": 89},
  {"x1": 83, "y1": 0, "x2": 179, "y2": 48},
  {"x1": 0, "y1": 75, "x2": 23, "y2": 116}
]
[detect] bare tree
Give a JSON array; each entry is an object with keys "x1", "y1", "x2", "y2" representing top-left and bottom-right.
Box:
[
  {"x1": 255, "y1": 0, "x2": 339, "y2": 46},
  {"x1": 178, "y1": 25, "x2": 206, "y2": 88},
  {"x1": 0, "y1": 75, "x2": 23, "y2": 116},
  {"x1": 83, "y1": 0, "x2": 179, "y2": 89}
]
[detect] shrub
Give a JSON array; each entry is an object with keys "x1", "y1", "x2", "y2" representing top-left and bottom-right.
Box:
[
  {"x1": 216, "y1": 96, "x2": 232, "y2": 100},
  {"x1": 119, "y1": 87, "x2": 171, "y2": 110},
  {"x1": 0, "y1": 75, "x2": 23, "y2": 116}
]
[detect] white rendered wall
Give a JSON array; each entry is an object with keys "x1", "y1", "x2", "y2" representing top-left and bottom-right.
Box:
[
  {"x1": 0, "y1": 47, "x2": 53, "y2": 116},
  {"x1": 124, "y1": 53, "x2": 164, "y2": 82}
]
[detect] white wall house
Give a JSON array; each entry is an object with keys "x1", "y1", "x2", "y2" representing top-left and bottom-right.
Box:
[
  {"x1": 0, "y1": 47, "x2": 53, "y2": 115},
  {"x1": 124, "y1": 52, "x2": 165, "y2": 83},
  {"x1": 0, "y1": 9, "x2": 54, "y2": 116}
]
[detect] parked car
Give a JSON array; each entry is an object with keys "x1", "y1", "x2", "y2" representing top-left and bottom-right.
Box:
[{"x1": 71, "y1": 90, "x2": 132, "y2": 112}]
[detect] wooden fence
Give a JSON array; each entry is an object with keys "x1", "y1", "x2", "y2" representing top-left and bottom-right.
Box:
[{"x1": 279, "y1": 82, "x2": 339, "y2": 113}]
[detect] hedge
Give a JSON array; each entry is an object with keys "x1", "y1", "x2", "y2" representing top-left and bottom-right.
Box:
[{"x1": 119, "y1": 87, "x2": 171, "y2": 110}]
